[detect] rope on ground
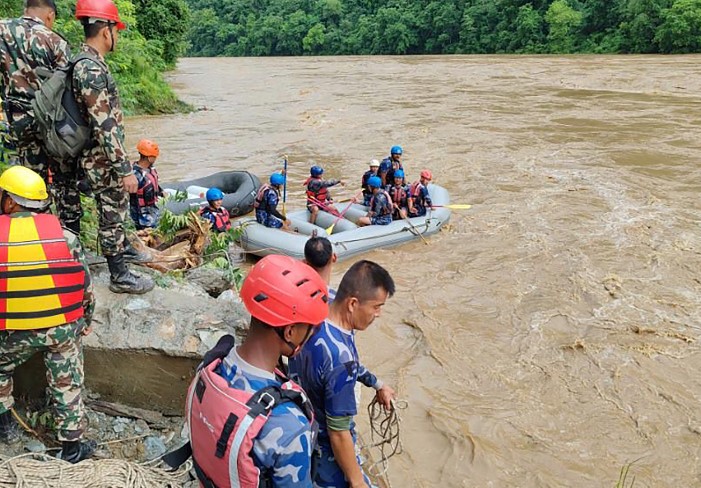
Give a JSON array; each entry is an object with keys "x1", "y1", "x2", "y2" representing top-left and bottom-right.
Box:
[
  {"x1": 0, "y1": 453, "x2": 192, "y2": 488},
  {"x1": 363, "y1": 398, "x2": 407, "y2": 488}
]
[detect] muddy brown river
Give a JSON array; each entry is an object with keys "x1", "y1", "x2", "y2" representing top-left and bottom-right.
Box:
[{"x1": 130, "y1": 56, "x2": 701, "y2": 487}]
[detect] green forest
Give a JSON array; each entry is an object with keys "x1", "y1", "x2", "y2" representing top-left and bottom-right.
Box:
[
  {"x1": 186, "y1": 0, "x2": 701, "y2": 56},
  {"x1": 0, "y1": 0, "x2": 190, "y2": 114}
]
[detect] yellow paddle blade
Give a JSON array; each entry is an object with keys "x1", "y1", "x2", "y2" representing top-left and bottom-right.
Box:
[
  {"x1": 325, "y1": 223, "x2": 335, "y2": 234},
  {"x1": 436, "y1": 204, "x2": 472, "y2": 210}
]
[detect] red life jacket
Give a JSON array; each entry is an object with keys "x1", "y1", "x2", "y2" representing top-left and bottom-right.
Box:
[
  {"x1": 409, "y1": 181, "x2": 423, "y2": 198},
  {"x1": 136, "y1": 166, "x2": 159, "y2": 207},
  {"x1": 304, "y1": 176, "x2": 329, "y2": 204},
  {"x1": 253, "y1": 184, "x2": 273, "y2": 210},
  {"x1": 200, "y1": 206, "x2": 231, "y2": 232},
  {"x1": 389, "y1": 184, "x2": 407, "y2": 206},
  {"x1": 0, "y1": 214, "x2": 85, "y2": 331},
  {"x1": 370, "y1": 189, "x2": 393, "y2": 216},
  {"x1": 186, "y1": 355, "x2": 315, "y2": 488}
]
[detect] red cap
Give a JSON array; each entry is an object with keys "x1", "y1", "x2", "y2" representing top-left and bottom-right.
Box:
[
  {"x1": 240, "y1": 255, "x2": 329, "y2": 327},
  {"x1": 420, "y1": 170, "x2": 433, "y2": 180},
  {"x1": 75, "y1": 0, "x2": 126, "y2": 30}
]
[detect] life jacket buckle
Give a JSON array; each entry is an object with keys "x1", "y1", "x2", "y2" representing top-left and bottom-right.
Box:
[{"x1": 257, "y1": 392, "x2": 276, "y2": 410}]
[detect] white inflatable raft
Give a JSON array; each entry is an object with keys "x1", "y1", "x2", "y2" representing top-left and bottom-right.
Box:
[{"x1": 235, "y1": 184, "x2": 451, "y2": 261}]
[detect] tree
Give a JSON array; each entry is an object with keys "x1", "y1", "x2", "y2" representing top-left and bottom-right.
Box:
[
  {"x1": 545, "y1": 0, "x2": 583, "y2": 52},
  {"x1": 303, "y1": 23, "x2": 326, "y2": 53},
  {"x1": 134, "y1": 0, "x2": 191, "y2": 67},
  {"x1": 655, "y1": 0, "x2": 701, "y2": 52}
]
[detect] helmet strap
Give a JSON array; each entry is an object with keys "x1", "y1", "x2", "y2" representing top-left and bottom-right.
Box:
[
  {"x1": 276, "y1": 325, "x2": 313, "y2": 357},
  {"x1": 108, "y1": 22, "x2": 115, "y2": 52}
]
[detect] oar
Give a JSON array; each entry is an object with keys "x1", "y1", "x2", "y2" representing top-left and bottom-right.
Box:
[
  {"x1": 431, "y1": 204, "x2": 472, "y2": 210},
  {"x1": 326, "y1": 192, "x2": 362, "y2": 234},
  {"x1": 282, "y1": 155, "x2": 288, "y2": 215},
  {"x1": 307, "y1": 195, "x2": 342, "y2": 218},
  {"x1": 398, "y1": 210, "x2": 428, "y2": 246}
]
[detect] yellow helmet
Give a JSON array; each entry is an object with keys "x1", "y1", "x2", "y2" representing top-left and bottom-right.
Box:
[{"x1": 0, "y1": 166, "x2": 50, "y2": 209}]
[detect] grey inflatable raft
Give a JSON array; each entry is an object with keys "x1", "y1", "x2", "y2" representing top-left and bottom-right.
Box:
[
  {"x1": 235, "y1": 184, "x2": 451, "y2": 261},
  {"x1": 161, "y1": 171, "x2": 261, "y2": 217}
]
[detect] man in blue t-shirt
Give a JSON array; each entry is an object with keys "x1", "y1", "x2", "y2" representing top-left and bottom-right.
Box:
[{"x1": 289, "y1": 260, "x2": 396, "y2": 488}]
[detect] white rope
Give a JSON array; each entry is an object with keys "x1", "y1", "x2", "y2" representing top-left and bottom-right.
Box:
[
  {"x1": 363, "y1": 398, "x2": 407, "y2": 488},
  {"x1": 0, "y1": 454, "x2": 192, "y2": 488}
]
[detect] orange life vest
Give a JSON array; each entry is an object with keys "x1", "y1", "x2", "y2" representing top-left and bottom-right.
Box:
[
  {"x1": 389, "y1": 184, "x2": 408, "y2": 206},
  {"x1": 0, "y1": 214, "x2": 85, "y2": 331}
]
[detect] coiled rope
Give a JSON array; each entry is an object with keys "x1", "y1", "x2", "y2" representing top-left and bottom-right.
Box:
[
  {"x1": 363, "y1": 398, "x2": 407, "y2": 488},
  {"x1": 0, "y1": 453, "x2": 191, "y2": 488}
]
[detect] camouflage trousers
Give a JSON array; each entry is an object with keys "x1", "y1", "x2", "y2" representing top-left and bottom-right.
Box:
[
  {"x1": 84, "y1": 167, "x2": 128, "y2": 257},
  {"x1": 17, "y1": 140, "x2": 82, "y2": 229},
  {"x1": 0, "y1": 321, "x2": 86, "y2": 441}
]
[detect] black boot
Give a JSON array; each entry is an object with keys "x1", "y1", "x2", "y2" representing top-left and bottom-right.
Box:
[
  {"x1": 123, "y1": 243, "x2": 151, "y2": 263},
  {"x1": 57, "y1": 439, "x2": 97, "y2": 464},
  {"x1": 0, "y1": 410, "x2": 20, "y2": 443},
  {"x1": 106, "y1": 254, "x2": 155, "y2": 295}
]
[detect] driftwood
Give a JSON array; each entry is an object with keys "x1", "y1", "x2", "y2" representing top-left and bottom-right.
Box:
[
  {"x1": 130, "y1": 213, "x2": 211, "y2": 272},
  {"x1": 87, "y1": 399, "x2": 167, "y2": 427}
]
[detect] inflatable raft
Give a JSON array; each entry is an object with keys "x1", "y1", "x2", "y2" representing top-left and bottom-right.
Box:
[
  {"x1": 161, "y1": 171, "x2": 261, "y2": 217},
  {"x1": 235, "y1": 184, "x2": 451, "y2": 261}
]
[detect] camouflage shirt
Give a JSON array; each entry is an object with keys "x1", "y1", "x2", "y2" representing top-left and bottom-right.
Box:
[
  {"x1": 72, "y1": 44, "x2": 130, "y2": 179},
  {"x1": 0, "y1": 16, "x2": 69, "y2": 108}
]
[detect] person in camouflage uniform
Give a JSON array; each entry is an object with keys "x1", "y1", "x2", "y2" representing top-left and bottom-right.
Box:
[
  {"x1": 0, "y1": 0, "x2": 83, "y2": 234},
  {"x1": 0, "y1": 166, "x2": 96, "y2": 464},
  {"x1": 71, "y1": 0, "x2": 153, "y2": 294}
]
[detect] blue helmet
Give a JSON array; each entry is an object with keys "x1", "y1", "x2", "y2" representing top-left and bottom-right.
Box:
[
  {"x1": 310, "y1": 165, "x2": 324, "y2": 177},
  {"x1": 368, "y1": 176, "x2": 382, "y2": 189},
  {"x1": 270, "y1": 173, "x2": 285, "y2": 186},
  {"x1": 390, "y1": 145, "x2": 403, "y2": 155},
  {"x1": 394, "y1": 169, "x2": 405, "y2": 179},
  {"x1": 206, "y1": 187, "x2": 224, "y2": 202}
]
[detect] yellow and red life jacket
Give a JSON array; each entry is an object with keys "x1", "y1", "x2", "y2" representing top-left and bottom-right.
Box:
[{"x1": 0, "y1": 214, "x2": 85, "y2": 331}]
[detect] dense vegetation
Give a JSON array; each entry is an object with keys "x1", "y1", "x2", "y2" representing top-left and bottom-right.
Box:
[
  {"x1": 186, "y1": 0, "x2": 701, "y2": 56},
  {"x1": 0, "y1": 0, "x2": 191, "y2": 114}
]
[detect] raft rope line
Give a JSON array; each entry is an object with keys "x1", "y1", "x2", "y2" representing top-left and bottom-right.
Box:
[{"x1": 363, "y1": 398, "x2": 408, "y2": 488}]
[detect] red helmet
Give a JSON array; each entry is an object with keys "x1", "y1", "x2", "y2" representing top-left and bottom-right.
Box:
[
  {"x1": 420, "y1": 170, "x2": 433, "y2": 180},
  {"x1": 75, "y1": 0, "x2": 126, "y2": 30},
  {"x1": 137, "y1": 139, "x2": 160, "y2": 157},
  {"x1": 240, "y1": 255, "x2": 329, "y2": 327}
]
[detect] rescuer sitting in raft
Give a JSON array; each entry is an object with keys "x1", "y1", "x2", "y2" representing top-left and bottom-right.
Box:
[
  {"x1": 379, "y1": 145, "x2": 404, "y2": 186},
  {"x1": 129, "y1": 139, "x2": 163, "y2": 229},
  {"x1": 361, "y1": 159, "x2": 380, "y2": 206},
  {"x1": 304, "y1": 165, "x2": 343, "y2": 225},
  {"x1": 408, "y1": 169, "x2": 433, "y2": 217},
  {"x1": 199, "y1": 187, "x2": 231, "y2": 233},
  {"x1": 0, "y1": 166, "x2": 96, "y2": 463},
  {"x1": 357, "y1": 175, "x2": 392, "y2": 226},
  {"x1": 254, "y1": 172, "x2": 291, "y2": 230},
  {"x1": 386, "y1": 169, "x2": 410, "y2": 221}
]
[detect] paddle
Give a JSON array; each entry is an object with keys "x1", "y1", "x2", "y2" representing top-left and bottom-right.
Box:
[
  {"x1": 326, "y1": 192, "x2": 362, "y2": 234},
  {"x1": 431, "y1": 204, "x2": 472, "y2": 210},
  {"x1": 282, "y1": 155, "x2": 288, "y2": 215},
  {"x1": 398, "y1": 206, "x2": 429, "y2": 246},
  {"x1": 307, "y1": 195, "x2": 342, "y2": 218}
]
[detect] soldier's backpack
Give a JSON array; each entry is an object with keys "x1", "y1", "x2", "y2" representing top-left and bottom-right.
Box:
[{"x1": 31, "y1": 52, "x2": 93, "y2": 161}]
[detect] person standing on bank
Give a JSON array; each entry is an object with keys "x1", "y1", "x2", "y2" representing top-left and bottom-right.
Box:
[
  {"x1": 72, "y1": 0, "x2": 153, "y2": 294},
  {"x1": 289, "y1": 260, "x2": 397, "y2": 488},
  {"x1": 0, "y1": 166, "x2": 96, "y2": 463},
  {"x1": 0, "y1": 0, "x2": 83, "y2": 234}
]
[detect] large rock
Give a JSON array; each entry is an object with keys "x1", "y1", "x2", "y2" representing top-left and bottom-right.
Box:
[{"x1": 15, "y1": 264, "x2": 250, "y2": 415}]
